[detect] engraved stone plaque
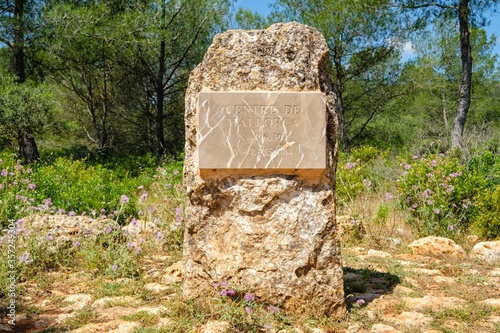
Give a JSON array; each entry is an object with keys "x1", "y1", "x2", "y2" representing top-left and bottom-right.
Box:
[{"x1": 198, "y1": 91, "x2": 326, "y2": 169}]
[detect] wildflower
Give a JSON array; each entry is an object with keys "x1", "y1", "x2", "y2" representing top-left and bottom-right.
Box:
[
  {"x1": 413, "y1": 203, "x2": 418, "y2": 209},
  {"x1": 135, "y1": 247, "x2": 141, "y2": 254},
  {"x1": 431, "y1": 160, "x2": 437, "y2": 167},
  {"x1": 426, "y1": 173, "x2": 433, "y2": 178},
  {"x1": 175, "y1": 207, "x2": 182, "y2": 221},
  {"x1": 44, "y1": 198, "x2": 53, "y2": 206},
  {"x1": 166, "y1": 183, "x2": 172, "y2": 189},
  {"x1": 245, "y1": 306, "x2": 253, "y2": 314},
  {"x1": 19, "y1": 252, "x2": 33, "y2": 264},
  {"x1": 57, "y1": 208, "x2": 65, "y2": 214},
  {"x1": 448, "y1": 225, "x2": 454, "y2": 231},
  {"x1": 412, "y1": 155, "x2": 419, "y2": 159},
  {"x1": 267, "y1": 305, "x2": 280, "y2": 314},
  {"x1": 127, "y1": 242, "x2": 137, "y2": 248},
  {"x1": 219, "y1": 289, "x2": 228, "y2": 296},
  {"x1": 404, "y1": 164, "x2": 411, "y2": 170},
  {"x1": 138, "y1": 185, "x2": 144, "y2": 190},
  {"x1": 68, "y1": 211, "x2": 76, "y2": 217},
  {"x1": 226, "y1": 289, "x2": 236, "y2": 296},
  {"x1": 111, "y1": 264, "x2": 118, "y2": 271},
  {"x1": 28, "y1": 183, "x2": 36, "y2": 190},
  {"x1": 155, "y1": 231, "x2": 163, "y2": 241},
  {"x1": 363, "y1": 179, "x2": 372, "y2": 187},
  {"x1": 345, "y1": 162, "x2": 356, "y2": 170},
  {"x1": 213, "y1": 282, "x2": 219, "y2": 289},
  {"x1": 148, "y1": 206, "x2": 155, "y2": 214},
  {"x1": 243, "y1": 293, "x2": 255, "y2": 302},
  {"x1": 105, "y1": 226, "x2": 113, "y2": 234},
  {"x1": 427, "y1": 200, "x2": 433, "y2": 205},
  {"x1": 47, "y1": 233, "x2": 54, "y2": 241},
  {"x1": 263, "y1": 323, "x2": 273, "y2": 331},
  {"x1": 73, "y1": 241, "x2": 80, "y2": 247},
  {"x1": 221, "y1": 280, "x2": 229, "y2": 288},
  {"x1": 173, "y1": 170, "x2": 179, "y2": 175},
  {"x1": 100, "y1": 208, "x2": 106, "y2": 213},
  {"x1": 356, "y1": 298, "x2": 366, "y2": 306},
  {"x1": 130, "y1": 218, "x2": 138, "y2": 227},
  {"x1": 141, "y1": 191, "x2": 148, "y2": 199},
  {"x1": 433, "y1": 209, "x2": 440, "y2": 214},
  {"x1": 384, "y1": 192, "x2": 394, "y2": 201},
  {"x1": 121, "y1": 195, "x2": 130, "y2": 204},
  {"x1": 138, "y1": 210, "x2": 142, "y2": 216}
]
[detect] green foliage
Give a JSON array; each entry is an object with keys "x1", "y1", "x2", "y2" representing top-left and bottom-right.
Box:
[
  {"x1": 398, "y1": 152, "x2": 487, "y2": 237},
  {"x1": 31, "y1": 157, "x2": 145, "y2": 221},
  {"x1": 471, "y1": 185, "x2": 500, "y2": 240}
]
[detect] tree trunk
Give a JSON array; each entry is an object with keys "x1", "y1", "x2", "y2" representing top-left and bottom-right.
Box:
[
  {"x1": 332, "y1": 45, "x2": 349, "y2": 150},
  {"x1": 14, "y1": 0, "x2": 40, "y2": 164},
  {"x1": 451, "y1": 0, "x2": 472, "y2": 149},
  {"x1": 156, "y1": 38, "x2": 167, "y2": 157},
  {"x1": 20, "y1": 133, "x2": 40, "y2": 164}
]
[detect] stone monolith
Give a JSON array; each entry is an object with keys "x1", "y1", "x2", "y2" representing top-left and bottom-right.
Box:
[{"x1": 182, "y1": 22, "x2": 345, "y2": 317}]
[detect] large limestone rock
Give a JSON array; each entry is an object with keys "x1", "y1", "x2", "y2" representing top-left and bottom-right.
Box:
[
  {"x1": 408, "y1": 236, "x2": 465, "y2": 258},
  {"x1": 471, "y1": 241, "x2": 500, "y2": 263},
  {"x1": 182, "y1": 22, "x2": 344, "y2": 317}
]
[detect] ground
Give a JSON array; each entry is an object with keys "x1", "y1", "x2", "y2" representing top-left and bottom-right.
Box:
[{"x1": 2, "y1": 243, "x2": 500, "y2": 333}]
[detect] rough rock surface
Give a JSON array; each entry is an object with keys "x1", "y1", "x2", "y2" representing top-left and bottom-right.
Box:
[
  {"x1": 182, "y1": 22, "x2": 344, "y2": 317},
  {"x1": 408, "y1": 236, "x2": 466, "y2": 258},
  {"x1": 471, "y1": 241, "x2": 500, "y2": 263}
]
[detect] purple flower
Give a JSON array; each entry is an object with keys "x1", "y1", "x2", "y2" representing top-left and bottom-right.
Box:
[
  {"x1": 427, "y1": 200, "x2": 433, "y2": 205},
  {"x1": 221, "y1": 280, "x2": 229, "y2": 288},
  {"x1": 155, "y1": 232, "x2": 163, "y2": 241},
  {"x1": 267, "y1": 305, "x2": 280, "y2": 314},
  {"x1": 448, "y1": 225, "x2": 454, "y2": 231},
  {"x1": 433, "y1": 209, "x2": 440, "y2": 214},
  {"x1": 384, "y1": 192, "x2": 394, "y2": 201},
  {"x1": 173, "y1": 170, "x2": 179, "y2": 175},
  {"x1": 28, "y1": 183, "x2": 36, "y2": 190},
  {"x1": 100, "y1": 208, "x2": 106, "y2": 213},
  {"x1": 426, "y1": 173, "x2": 433, "y2": 178},
  {"x1": 405, "y1": 164, "x2": 411, "y2": 170},
  {"x1": 226, "y1": 289, "x2": 236, "y2": 295},
  {"x1": 245, "y1": 306, "x2": 253, "y2": 314},
  {"x1": 130, "y1": 218, "x2": 138, "y2": 227},
  {"x1": 19, "y1": 252, "x2": 32, "y2": 263},
  {"x1": 47, "y1": 233, "x2": 54, "y2": 241},
  {"x1": 68, "y1": 211, "x2": 76, "y2": 217},
  {"x1": 111, "y1": 264, "x2": 118, "y2": 271},
  {"x1": 1, "y1": 169, "x2": 7, "y2": 177},
  {"x1": 431, "y1": 160, "x2": 437, "y2": 167},
  {"x1": 73, "y1": 241, "x2": 80, "y2": 247},
  {"x1": 219, "y1": 290, "x2": 227, "y2": 296},
  {"x1": 213, "y1": 282, "x2": 219, "y2": 289},
  {"x1": 148, "y1": 206, "x2": 155, "y2": 214},
  {"x1": 412, "y1": 203, "x2": 418, "y2": 209},
  {"x1": 345, "y1": 162, "x2": 356, "y2": 170},
  {"x1": 141, "y1": 191, "x2": 148, "y2": 199},
  {"x1": 127, "y1": 242, "x2": 137, "y2": 248},
  {"x1": 263, "y1": 323, "x2": 273, "y2": 331},
  {"x1": 138, "y1": 185, "x2": 144, "y2": 190},
  {"x1": 105, "y1": 226, "x2": 113, "y2": 234},
  {"x1": 412, "y1": 155, "x2": 419, "y2": 159},
  {"x1": 356, "y1": 298, "x2": 366, "y2": 306},
  {"x1": 243, "y1": 293, "x2": 255, "y2": 302},
  {"x1": 120, "y1": 195, "x2": 130, "y2": 204}
]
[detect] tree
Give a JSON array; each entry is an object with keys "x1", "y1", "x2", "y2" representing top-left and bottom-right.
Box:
[
  {"x1": 0, "y1": 0, "x2": 44, "y2": 163},
  {"x1": 395, "y1": 0, "x2": 500, "y2": 149},
  {"x1": 270, "y1": 0, "x2": 409, "y2": 149}
]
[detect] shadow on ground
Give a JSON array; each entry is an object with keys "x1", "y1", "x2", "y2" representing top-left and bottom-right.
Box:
[{"x1": 343, "y1": 266, "x2": 400, "y2": 308}]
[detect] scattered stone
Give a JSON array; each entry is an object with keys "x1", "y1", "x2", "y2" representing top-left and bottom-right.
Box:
[
  {"x1": 490, "y1": 268, "x2": 500, "y2": 277},
  {"x1": 467, "y1": 235, "x2": 479, "y2": 243},
  {"x1": 471, "y1": 241, "x2": 500, "y2": 263},
  {"x1": 163, "y1": 260, "x2": 182, "y2": 284},
  {"x1": 408, "y1": 236, "x2": 465, "y2": 258},
  {"x1": 367, "y1": 249, "x2": 393, "y2": 258},
  {"x1": 371, "y1": 323, "x2": 400, "y2": 333},
  {"x1": 193, "y1": 320, "x2": 231, "y2": 333},
  {"x1": 403, "y1": 296, "x2": 466, "y2": 310},
  {"x1": 0, "y1": 324, "x2": 13, "y2": 331},
  {"x1": 72, "y1": 320, "x2": 140, "y2": 333},
  {"x1": 382, "y1": 311, "x2": 432, "y2": 326},
  {"x1": 393, "y1": 285, "x2": 414, "y2": 294},
  {"x1": 144, "y1": 283, "x2": 170, "y2": 293},
  {"x1": 481, "y1": 299, "x2": 500, "y2": 306},
  {"x1": 62, "y1": 294, "x2": 92, "y2": 311},
  {"x1": 411, "y1": 268, "x2": 441, "y2": 276},
  {"x1": 432, "y1": 276, "x2": 455, "y2": 284},
  {"x1": 345, "y1": 324, "x2": 362, "y2": 333}
]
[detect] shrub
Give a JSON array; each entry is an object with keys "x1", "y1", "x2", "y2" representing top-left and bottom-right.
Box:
[
  {"x1": 398, "y1": 153, "x2": 487, "y2": 237},
  {"x1": 471, "y1": 185, "x2": 500, "y2": 240}
]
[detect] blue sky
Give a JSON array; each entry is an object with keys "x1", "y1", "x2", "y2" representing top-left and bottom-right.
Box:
[{"x1": 235, "y1": 0, "x2": 500, "y2": 60}]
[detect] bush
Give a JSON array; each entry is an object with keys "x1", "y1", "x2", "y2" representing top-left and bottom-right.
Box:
[
  {"x1": 471, "y1": 185, "x2": 500, "y2": 240},
  {"x1": 398, "y1": 153, "x2": 487, "y2": 237}
]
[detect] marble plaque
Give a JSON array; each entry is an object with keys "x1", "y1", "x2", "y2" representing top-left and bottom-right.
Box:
[{"x1": 198, "y1": 91, "x2": 326, "y2": 169}]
